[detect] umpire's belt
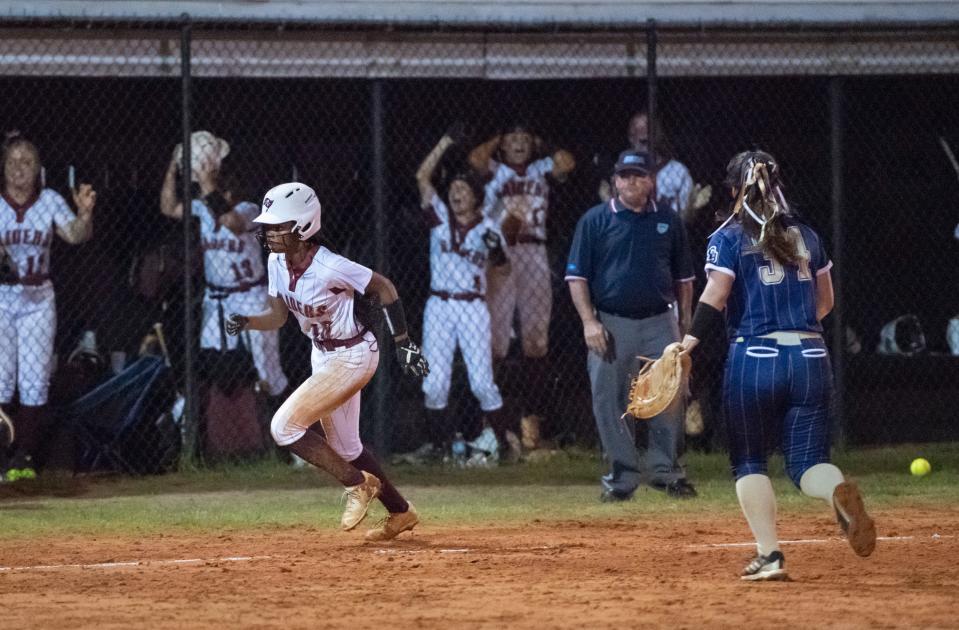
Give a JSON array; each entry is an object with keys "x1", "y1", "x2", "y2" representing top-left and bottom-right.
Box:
[
  {"x1": 314, "y1": 328, "x2": 369, "y2": 352},
  {"x1": 207, "y1": 277, "x2": 267, "y2": 298},
  {"x1": 430, "y1": 290, "x2": 484, "y2": 302},
  {"x1": 599, "y1": 304, "x2": 669, "y2": 320}
]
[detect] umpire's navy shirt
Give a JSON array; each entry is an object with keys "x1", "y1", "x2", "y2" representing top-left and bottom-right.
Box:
[{"x1": 565, "y1": 198, "x2": 695, "y2": 318}]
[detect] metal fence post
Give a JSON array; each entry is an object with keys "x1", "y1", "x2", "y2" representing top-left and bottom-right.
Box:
[
  {"x1": 179, "y1": 14, "x2": 198, "y2": 462},
  {"x1": 646, "y1": 18, "x2": 657, "y2": 165},
  {"x1": 829, "y1": 76, "x2": 847, "y2": 448},
  {"x1": 370, "y1": 79, "x2": 390, "y2": 455}
]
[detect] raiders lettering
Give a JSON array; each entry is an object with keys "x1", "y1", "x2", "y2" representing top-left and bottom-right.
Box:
[
  {"x1": 439, "y1": 240, "x2": 485, "y2": 266},
  {"x1": 499, "y1": 180, "x2": 545, "y2": 198},
  {"x1": 281, "y1": 293, "x2": 328, "y2": 319},
  {"x1": 2, "y1": 228, "x2": 52, "y2": 247},
  {"x1": 202, "y1": 236, "x2": 245, "y2": 253}
]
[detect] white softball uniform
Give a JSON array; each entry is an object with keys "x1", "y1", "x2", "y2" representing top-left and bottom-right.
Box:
[
  {"x1": 266, "y1": 246, "x2": 377, "y2": 460},
  {"x1": 193, "y1": 199, "x2": 288, "y2": 396},
  {"x1": 422, "y1": 194, "x2": 504, "y2": 412},
  {"x1": 0, "y1": 189, "x2": 76, "y2": 405},
  {"x1": 655, "y1": 159, "x2": 694, "y2": 215},
  {"x1": 482, "y1": 157, "x2": 554, "y2": 359}
]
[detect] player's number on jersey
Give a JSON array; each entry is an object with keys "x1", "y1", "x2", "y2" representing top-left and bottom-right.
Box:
[
  {"x1": 230, "y1": 260, "x2": 255, "y2": 282},
  {"x1": 757, "y1": 226, "x2": 812, "y2": 285},
  {"x1": 310, "y1": 321, "x2": 334, "y2": 349},
  {"x1": 24, "y1": 254, "x2": 45, "y2": 276}
]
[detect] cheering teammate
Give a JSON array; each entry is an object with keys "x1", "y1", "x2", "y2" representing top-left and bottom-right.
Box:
[
  {"x1": 415, "y1": 129, "x2": 513, "y2": 459},
  {"x1": 227, "y1": 183, "x2": 428, "y2": 541},
  {"x1": 160, "y1": 134, "x2": 289, "y2": 397},
  {"x1": 0, "y1": 133, "x2": 96, "y2": 480},
  {"x1": 681, "y1": 150, "x2": 876, "y2": 580},
  {"x1": 469, "y1": 123, "x2": 575, "y2": 440}
]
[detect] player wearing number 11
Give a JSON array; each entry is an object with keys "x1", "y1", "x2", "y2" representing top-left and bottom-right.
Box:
[{"x1": 681, "y1": 150, "x2": 875, "y2": 581}]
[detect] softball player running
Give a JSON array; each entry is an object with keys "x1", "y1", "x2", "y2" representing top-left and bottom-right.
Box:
[
  {"x1": 415, "y1": 130, "x2": 513, "y2": 457},
  {"x1": 227, "y1": 183, "x2": 428, "y2": 541},
  {"x1": 160, "y1": 140, "x2": 288, "y2": 396},
  {"x1": 1, "y1": 133, "x2": 95, "y2": 480},
  {"x1": 681, "y1": 150, "x2": 876, "y2": 581}
]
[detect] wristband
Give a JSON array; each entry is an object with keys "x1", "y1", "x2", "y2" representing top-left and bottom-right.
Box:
[
  {"x1": 689, "y1": 301, "x2": 724, "y2": 342},
  {"x1": 204, "y1": 190, "x2": 232, "y2": 217},
  {"x1": 382, "y1": 298, "x2": 409, "y2": 339}
]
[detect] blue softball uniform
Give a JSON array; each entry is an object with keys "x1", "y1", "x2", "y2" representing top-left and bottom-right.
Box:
[{"x1": 705, "y1": 218, "x2": 834, "y2": 485}]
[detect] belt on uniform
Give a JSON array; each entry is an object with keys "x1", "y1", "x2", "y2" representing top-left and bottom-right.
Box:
[
  {"x1": 515, "y1": 236, "x2": 546, "y2": 245},
  {"x1": 2, "y1": 274, "x2": 50, "y2": 287},
  {"x1": 735, "y1": 331, "x2": 822, "y2": 346},
  {"x1": 431, "y1": 290, "x2": 484, "y2": 302},
  {"x1": 207, "y1": 277, "x2": 267, "y2": 297},
  {"x1": 599, "y1": 304, "x2": 670, "y2": 321},
  {"x1": 313, "y1": 328, "x2": 369, "y2": 352}
]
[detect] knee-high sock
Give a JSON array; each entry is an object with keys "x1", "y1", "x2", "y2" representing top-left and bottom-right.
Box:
[
  {"x1": 522, "y1": 356, "x2": 549, "y2": 416},
  {"x1": 288, "y1": 429, "x2": 365, "y2": 487},
  {"x1": 485, "y1": 407, "x2": 516, "y2": 449},
  {"x1": 14, "y1": 405, "x2": 44, "y2": 463},
  {"x1": 350, "y1": 448, "x2": 409, "y2": 514},
  {"x1": 425, "y1": 408, "x2": 449, "y2": 449},
  {"x1": 736, "y1": 474, "x2": 780, "y2": 556},
  {"x1": 799, "y1": 463, "x2": 845, "y2": 506}
]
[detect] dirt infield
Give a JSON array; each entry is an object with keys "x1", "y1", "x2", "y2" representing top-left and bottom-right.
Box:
[{"x1": 1, "y1": 505, "x2": 957, "y2": 629}]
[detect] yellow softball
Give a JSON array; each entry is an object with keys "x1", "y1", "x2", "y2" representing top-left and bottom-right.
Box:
[{"x1": 910, "y1": 458, "x2": 931, "y2": 477}]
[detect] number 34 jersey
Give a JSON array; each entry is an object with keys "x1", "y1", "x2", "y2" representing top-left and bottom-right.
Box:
[
  {"x1": 1, "y1": 189, "x2": 77, "y2": 284},
  {"x1": 705, "y1": 217, "x2": 832, "y2": 338},
  {"x1": 191, "y1": 199, "x2": 264, "y2": 288}
]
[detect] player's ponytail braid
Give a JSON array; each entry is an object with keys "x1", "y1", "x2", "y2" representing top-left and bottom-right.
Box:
[{"x1": 722, "y1": 150, "x2": 800, "y2": 266}]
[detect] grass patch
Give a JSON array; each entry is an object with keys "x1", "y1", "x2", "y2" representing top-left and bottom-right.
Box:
[{"x1": 0, "y1": 443, "x2": 956, "y2": 540}]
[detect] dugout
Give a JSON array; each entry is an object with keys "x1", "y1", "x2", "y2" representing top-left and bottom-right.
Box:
[{"x1": 2, "y1": 1, "x2": 958, "y2": 454}]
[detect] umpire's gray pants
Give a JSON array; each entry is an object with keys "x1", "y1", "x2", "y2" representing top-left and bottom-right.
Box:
[{"x1": 588, "y1": 310, "x2": 686, "y2": 495}]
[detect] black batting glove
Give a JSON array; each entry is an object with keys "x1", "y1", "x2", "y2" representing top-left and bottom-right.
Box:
[
  {"x1": 396, "y1": 338, "x2": 430, "y2": 378},
  {"x1": 226, "y1": 314, "x2": 249, "y2": 336},
  {"x1": 482, "y1": 228, "x2": 503, "y2": 251}
]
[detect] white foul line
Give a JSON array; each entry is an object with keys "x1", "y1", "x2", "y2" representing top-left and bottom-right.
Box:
[
  {"x1": 0, "y1": 555, "x2": 271, "y2": 573},
  {"x1": 687, "y1": 533, "x2": 953, "y2": 550}
]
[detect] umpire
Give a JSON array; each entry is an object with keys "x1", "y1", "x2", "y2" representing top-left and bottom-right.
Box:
[{"x1": 566, "y1": 149, "x2": 697, "y2": 500}]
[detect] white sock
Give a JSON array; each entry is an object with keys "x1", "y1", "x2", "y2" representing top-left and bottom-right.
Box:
[
  {"x1": 735, "y1": 474, "x2": 779, "y2": 557},
  {"x1": 799, "y1": 463, "x2": 845, "y2": 506}
]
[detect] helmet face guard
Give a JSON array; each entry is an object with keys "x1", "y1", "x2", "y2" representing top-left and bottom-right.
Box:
[{"x1": 254, "y1": 182, "x2": 322, "y2": 241}]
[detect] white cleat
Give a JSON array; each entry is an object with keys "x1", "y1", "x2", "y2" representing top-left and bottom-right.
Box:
[{"x1": 341, "y1": 472, "x2": 381, "y2": 531}]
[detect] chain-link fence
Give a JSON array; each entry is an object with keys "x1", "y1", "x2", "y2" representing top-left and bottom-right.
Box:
[{"x1": 1, "y1": 18, "x2": 958, "y2": 476}]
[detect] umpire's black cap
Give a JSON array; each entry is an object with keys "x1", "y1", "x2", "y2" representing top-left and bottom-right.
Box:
[{"x1": 614, "y1": 149, "x2": 653, "y2": 176}]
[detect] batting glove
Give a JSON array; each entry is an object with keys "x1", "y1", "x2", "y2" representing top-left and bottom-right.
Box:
[
  {"x1": 396, "y1": 338, "x2": 430, "y2": 378},
  {"x1": 226, "y1": 314, "x2": 249, "y2": 336}
]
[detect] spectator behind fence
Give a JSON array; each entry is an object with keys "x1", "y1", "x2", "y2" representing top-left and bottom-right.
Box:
[
  {"x1": 566, "y1": 149, "x2": 697, "y2": 501},
  {"x1": 468, "y1": 121, "x2": 575, "y2": 446},
  {"x1": 159, "y1": 131, "x2": 289, "y2": 400},
  {"x1": 0, "y1": 132, "x2": 96, "y2": 480},
  {"x1": 680, "y1": 150, "x2": 876, "y2": 579},
  {"x1": 599, "y1": 111, "x2": 696, "y2": 220},
  {"x1": 415, "y1": 126, "x2": 517, "y2": 462}
]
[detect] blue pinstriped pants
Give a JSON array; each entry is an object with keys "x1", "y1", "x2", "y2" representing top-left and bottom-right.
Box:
[{"x1": 723, "y1": 336, "x2": 833, "y2": 486}]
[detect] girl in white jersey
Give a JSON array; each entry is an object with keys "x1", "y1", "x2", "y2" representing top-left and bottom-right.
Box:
[
  {"x1": 0, "y1": 133, "x2": 96, "y2": 480},
  {"x1": 226, "y1": 183, "x2": 428, "y2": 541}
]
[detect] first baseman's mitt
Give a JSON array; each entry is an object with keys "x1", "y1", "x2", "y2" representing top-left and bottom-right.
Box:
[{"x1": 623, "y1": 342, "x2": 690, "y2": 420}]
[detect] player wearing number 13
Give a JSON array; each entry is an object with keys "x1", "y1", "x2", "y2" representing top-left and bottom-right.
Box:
[
  {"x1": 160, "y1": 133, "x2": 288, "y2": 397},
  {"x1": 681, "y1": 150, "x2": 876, "y2": 580}
]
